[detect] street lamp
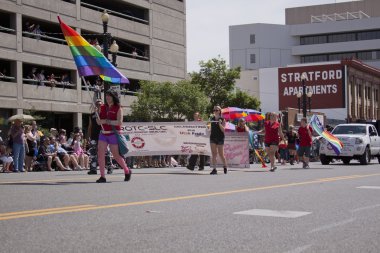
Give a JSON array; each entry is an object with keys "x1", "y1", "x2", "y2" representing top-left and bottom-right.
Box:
[
  {"x1": 297, "y1": 91, "x2": 302, "y2": 114},
  {"x1": 307, "y1": 90, "x2": 313, "y2": 113},
  {"x1": 300, "y1": 72, "x2": 308, "y2": 117},
  {"x1": 109, "y1": 40, "x2": 119, "y2": 67}
]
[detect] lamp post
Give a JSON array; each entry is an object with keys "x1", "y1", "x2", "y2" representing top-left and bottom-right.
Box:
[
  {"x1": 109, "y1": 40, "x2": 119, "y2": 67},
  {"x1": 296, "y1": 73, "x2": 313, "y2": 120}
]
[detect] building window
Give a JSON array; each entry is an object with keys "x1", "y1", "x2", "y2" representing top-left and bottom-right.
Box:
[
  {"x1": 250, "y1": 34, "x2": 255, "y2": 44},
  {"x1": 250, "y1": 54, "x2": 256, "y2": 64},
  {"x1": 357, "y1": 51, "x2": 373, "y2": 61},
  {"x1": 301, "y1": 54, "x2": 327, "y2": 63}
]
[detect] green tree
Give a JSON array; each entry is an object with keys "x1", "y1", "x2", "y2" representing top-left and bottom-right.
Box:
[
  {"x1": 190, "y1": 57, "x2": 241, "y2": 109},
  {"x1": 226, "y1": 89, "x2": 261, "y2": 110},
  {"x1": 130, "y1": 80, "x2": 209, "y2": 121}
]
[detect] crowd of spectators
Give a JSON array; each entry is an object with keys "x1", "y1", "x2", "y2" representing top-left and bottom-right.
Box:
[{"x1": 25, "y1": 67, "x2": 72, "y2": 88}]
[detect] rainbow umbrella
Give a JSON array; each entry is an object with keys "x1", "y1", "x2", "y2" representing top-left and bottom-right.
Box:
[{"x1": 221, "y1": 107, "x2": 245, "y2": 120}]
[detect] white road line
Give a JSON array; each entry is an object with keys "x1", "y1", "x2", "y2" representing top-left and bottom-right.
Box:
[
  {"x1": 234, "y1": 209, "x2": 311, "y2": 218},
  {"x1": 352, "y1": 204, "x2": 380, "y2": 212},
  {"x1": 283, "y1": 245, "x2": 313, "y2": 253},
  {"x1": 357, "y1": 186, "x2": 380, "y2": 190},
  {"x1": 308, "y1": 218, "x2": 355, "y2": 234}
]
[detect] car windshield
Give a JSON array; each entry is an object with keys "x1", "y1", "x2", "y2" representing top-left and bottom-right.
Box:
[{"x1": 332, "y1": 125, "x2": 366, "y2": 135}]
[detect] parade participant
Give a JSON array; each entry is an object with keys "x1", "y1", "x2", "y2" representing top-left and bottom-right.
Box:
[
  {"x1": 187, "y1": 112, "x2": 205, "y2": 171},
  {"x1": 261, "y1": 112, "x2": 284, "y2": 172},
  {"x1": 298, "y1": 118, "x2": 313, "y2": 169},
  {"x1": 236, "y1": 118, "x2": 249, "y2": 132},
  {"x1": 87, "y1": 99, "x2": 102, "y2": 175},
  {"x1": 96, "y1": 89, "x2": 131, "y2": 183},
  {"x1": 286, "y1": 125, "x2": 297, "y2": 165},
  {"x1": 209, "y1": 106, "x2": 227, "y2": 175}
]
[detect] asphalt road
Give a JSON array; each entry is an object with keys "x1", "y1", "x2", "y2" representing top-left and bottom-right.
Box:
[{"x1": 0, "y1": 161, "x2": 380, "y2": 253}]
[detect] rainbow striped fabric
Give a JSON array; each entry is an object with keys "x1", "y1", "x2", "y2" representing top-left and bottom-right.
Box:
[
  {"x1": 310, "y1": 115, "x2": 343, "y2": 155},
  {"x1": 58, "y1": 17, "x2": 129, "y2": 84}
]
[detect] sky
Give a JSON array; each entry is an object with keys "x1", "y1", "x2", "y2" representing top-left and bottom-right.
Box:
[{"x1": 186, "y1": 0, "x2": 359, "y2": 72}]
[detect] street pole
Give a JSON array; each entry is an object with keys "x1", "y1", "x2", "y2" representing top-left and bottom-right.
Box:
[
  {"x1": 102, "y1": 10, "x2": 110, "y2": 104},
  {"x1": 302, "y1": 78, "x2": 307, "y2": 118}
]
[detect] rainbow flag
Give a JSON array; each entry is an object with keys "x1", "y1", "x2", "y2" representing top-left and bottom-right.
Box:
[
  {"x1": 58, "y1": 16, "x2": 129, "y2": 84},
  {"x1": 310, "y1": 115, "x2": 343, "y2": 155}
]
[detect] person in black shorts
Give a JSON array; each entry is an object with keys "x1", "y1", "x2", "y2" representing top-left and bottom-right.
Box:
[
  {"x1": 286, "y1": 125, "x2": 297, "y2": 165},
  {"x1": 209, "y1": 106, "x2": 227, "y2": 175}
]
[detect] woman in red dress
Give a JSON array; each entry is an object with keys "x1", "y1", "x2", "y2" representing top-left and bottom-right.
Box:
[
  {"x1": 95, "y1": 90, "x2": 131, "y2": 183},
  {"x1": 261, "y1": 112, "x2": 284, "y2": 172}
]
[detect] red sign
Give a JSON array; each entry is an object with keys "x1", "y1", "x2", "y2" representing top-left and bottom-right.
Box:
[{"x1": 278, "y1": 64, "x2": 345, "y2": 110}]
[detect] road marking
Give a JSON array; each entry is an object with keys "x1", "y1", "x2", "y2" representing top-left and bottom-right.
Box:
[
  {"x1": 234, "y1": 209, "x2": 311, "y2": 218},
  {"x1": 357, "y1": 186, "x2": 380, "y2": 190},
  {"x1": 0, "y1": 205, "x2": 96, "y2": 217},
  {"x1": 0, "y1": 173, "x2": 162, "y2": 185},
  {"x1": 352, "y1": 204, "x2": 380, "y2": 213},
  {"x1": 308, "y1": 218, "x2": 355, "y2": 233},
  {"x1": 1, "y1": 173, "x2": 380, "y2": 221},
  {"x1": 283, "y1": 245, "x2": 313, "y2": 253}
]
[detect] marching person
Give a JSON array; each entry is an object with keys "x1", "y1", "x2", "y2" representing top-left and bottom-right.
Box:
[
  {"x1": 87, "y1": 99, "x2": 102, "y2": 175},
  {"x1": 286, "y1": 125, "x2": 297, "y2": 165},
  {"x1": 298, "y1": 118, "x2": 313, "y2": 169},
  {"x1": 209, "y1": 106, "x2": 228, "y2": 175},
  {"x1": 95, "y1": 89, "x2": 131, "y2": 183},
  {"x1": 236, "y1": 118, "x2": 249, "y2": 132},
  {"x1": 260, "y1": 112, "x2": 284, "y2": 172},
  {"x1": 187, "y1": 111, "x2": 206, "y2": 171}
]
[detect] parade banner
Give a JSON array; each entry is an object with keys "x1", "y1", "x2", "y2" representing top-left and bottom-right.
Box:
[
  {"x1": 217, "y1": 132, "x2": 250, "y2": 168},
  {"x1": 121, "y1": 122, "x2": 211, "y2": 156},
  {"x1": 121, "y1": 122, "x2": 250, "y2": 168}
]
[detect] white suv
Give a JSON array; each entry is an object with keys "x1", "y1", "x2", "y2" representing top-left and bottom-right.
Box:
[{"x1": 319, "y1": 124, "x2": 380, "y2": 165}]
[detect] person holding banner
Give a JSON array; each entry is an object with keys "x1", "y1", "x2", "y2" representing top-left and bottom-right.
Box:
[
  {"x1": 95, "y1": 89, "x2": 131, "y2": 183},
  {"x1": 209, "y1": 106, "x2": 228, "y2": 175},
  {"x1": 187, "y1": 112, "x2": 206, "y2": 171},
  {"x1": 297, "y1": 118, "x2": 313, "y2": 169},
  {"x1": 260, "y1": 112, "x2": 284, "y2": 172}
]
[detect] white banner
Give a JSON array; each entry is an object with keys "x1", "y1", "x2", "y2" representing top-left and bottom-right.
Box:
[
  {"x1": 121, "y1": 122, "x2": 250, "y2": 168},
  {"x1": 217, "y1": 132, "x2": 250, "y2": 168},
  {"x1": 121, "y1": 122, "x2": 211, "y2": 156}
]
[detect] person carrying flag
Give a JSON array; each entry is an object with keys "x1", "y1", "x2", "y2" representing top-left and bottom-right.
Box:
[{"x1": 298, "y1": 117, "x2": 313, "y2": 169}]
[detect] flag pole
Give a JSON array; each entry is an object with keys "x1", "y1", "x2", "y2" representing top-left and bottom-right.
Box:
[{"x1": 81, "y1": 76, "x2": 104, "y2": 132}]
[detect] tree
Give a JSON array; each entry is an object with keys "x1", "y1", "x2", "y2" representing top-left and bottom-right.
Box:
[
  {"x1": 130, "y1": 80, "x2": 209, "y2": 122},
  {"x1": 190, "y1": 57, "x2": 241, "y2": 109},
  {"x1": 226, "y1": 89, "x2": 261, "y2": 110}
]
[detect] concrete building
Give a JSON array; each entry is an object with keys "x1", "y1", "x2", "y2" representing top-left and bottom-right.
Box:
[
  {"x1": 0, "y1": 0, "x2": 186, "y2": 135},
  {"x1": 230, "y1": 0, "x2": 380, "y2": 70},
  {"x1": 230, "y1": 0, "x2": 380, "y2": 124}
]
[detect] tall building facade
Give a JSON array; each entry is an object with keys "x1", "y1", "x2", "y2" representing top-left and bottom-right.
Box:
[
  {"x1": 230, "y1": 0, "x2": 380, "y2": 70},
  {"x1": 230, "y1": 0, "x2": 380, "y2": 124},
  {"x1": 0, "y1": 0, "x2": 186, "y2": 134}
]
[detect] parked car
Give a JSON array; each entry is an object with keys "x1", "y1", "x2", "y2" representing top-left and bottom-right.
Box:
[{"x1": 319, "y1": 124, "x2": 380, "y2": 165}]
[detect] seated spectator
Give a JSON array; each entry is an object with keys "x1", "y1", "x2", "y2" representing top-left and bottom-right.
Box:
[
  {"x1": 61, "y1": 73, "x2": 71, "y2": 85},
  {"x1": 37, "y1": 136, "x2": 66, "y2": 171},
  {"x1": 26, "y1": 68, "x2": 38, "y2": 84},
  {"x1": 0, "y1": 142, "x2": 13, "y2": 173},
  {"x1": 132, "y1": 48, "x2": 138, "y2": 58},
  {"x1": 50, "y1": 128, "x2": 58, "y2": 138},
  {"x1": 47, "y1": 73, "x2": 57, "y2": 87},
  {"x1": 58, "y1": 129, "x2": 67, "y2": 143},
  {"x1": 36, "y1": 69, "x2": 46, "y2": 86},
  {"x1": 32, "y1": 24, "x2": 42, "y2": 40},
  {"x1": 72, "y1": 133, "x2": 89, "y2": 170},
  {"x1": 48, "y1": 136, "x2": 71, "y2": 171}
]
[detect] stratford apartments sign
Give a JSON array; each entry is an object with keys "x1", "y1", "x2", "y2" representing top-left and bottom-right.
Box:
[{"x1": 278, "y1": 64, "x2": 345, "y2": 110}]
